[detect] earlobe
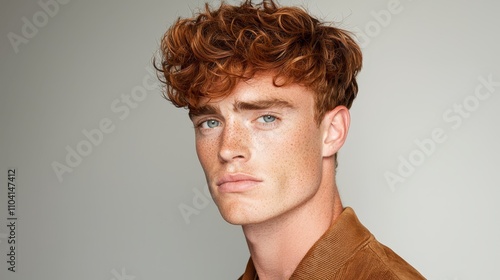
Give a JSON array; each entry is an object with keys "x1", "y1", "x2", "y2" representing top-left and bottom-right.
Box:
[{"x1": 322, "y1": 106, "x2": 350, "y2": 157}]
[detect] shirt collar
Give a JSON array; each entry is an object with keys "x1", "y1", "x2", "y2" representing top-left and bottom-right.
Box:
[{"x1": 239, "y1": 207, "x2": 372, "y2": 280}]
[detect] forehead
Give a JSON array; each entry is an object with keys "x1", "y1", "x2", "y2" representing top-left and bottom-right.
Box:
[
  {"x1": 190, "y1": 74, "x2": 315, "y2": 117},
  {"x1": 210, "y1": 72, "x2": 314, "y2": 104}
]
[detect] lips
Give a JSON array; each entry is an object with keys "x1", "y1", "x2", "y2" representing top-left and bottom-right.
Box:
[{"x1": 216, "y1": 173, "x2": 262, "y2": 193}]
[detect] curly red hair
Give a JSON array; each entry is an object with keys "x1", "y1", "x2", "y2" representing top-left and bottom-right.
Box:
[{"x1": 155, "y1": 0, "x2": 362, "y2": 123}]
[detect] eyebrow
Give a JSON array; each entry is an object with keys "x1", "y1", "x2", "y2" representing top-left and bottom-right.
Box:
[{"x1": 189, "y1": 98, "x2": 295, "y2": 119}]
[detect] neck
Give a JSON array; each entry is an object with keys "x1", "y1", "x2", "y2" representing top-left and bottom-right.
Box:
[{"x1": 241, "y1": 162, "x2": 343, "y2": 280}]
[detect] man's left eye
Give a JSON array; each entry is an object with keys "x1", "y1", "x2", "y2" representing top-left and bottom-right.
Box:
[{"x1": 257, "y1": 115, "x2": 277, "y2": 123}]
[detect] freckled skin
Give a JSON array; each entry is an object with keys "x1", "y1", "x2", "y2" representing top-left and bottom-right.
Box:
[{"x1": 192, "y1": 74, "x2": 332, "y2": 226}]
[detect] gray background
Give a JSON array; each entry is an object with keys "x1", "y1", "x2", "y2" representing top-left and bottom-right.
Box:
[{"x1": 1, "y1": 0, "x2": 499, "y2": 279}]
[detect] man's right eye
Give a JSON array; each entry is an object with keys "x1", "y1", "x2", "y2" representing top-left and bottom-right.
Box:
[{"x1": 200, "y1": 119, "x2": 221, "y2": 129}]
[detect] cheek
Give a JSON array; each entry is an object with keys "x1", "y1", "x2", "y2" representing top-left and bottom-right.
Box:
[
  {"x1": 264, "y1": 125, "x2": 324, "y2": 188},
  {"x1": 195, "y1": 137, "x2": 217, "y2": 171}
]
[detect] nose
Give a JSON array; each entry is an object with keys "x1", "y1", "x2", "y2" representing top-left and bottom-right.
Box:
[{"x1": 218, "y1": 120, "x2": 251, "y2": 163}]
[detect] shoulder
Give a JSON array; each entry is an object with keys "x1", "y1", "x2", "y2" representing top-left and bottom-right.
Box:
[{"x1": 340, "y1": 236, "x2": 426, "y2": 280}]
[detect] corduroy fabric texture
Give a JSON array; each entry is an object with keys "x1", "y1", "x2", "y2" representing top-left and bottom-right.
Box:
[{"x1": 238, "y1": 207, "x2": 425, "y2": 280}]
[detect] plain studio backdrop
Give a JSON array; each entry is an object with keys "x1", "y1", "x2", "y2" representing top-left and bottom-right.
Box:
[{"x1": 0, "y1": 0, "x2": 499, "y2": 279}]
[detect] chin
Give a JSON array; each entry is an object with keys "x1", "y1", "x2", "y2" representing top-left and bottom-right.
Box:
[
  {"x1": 221, "y1": 215, "x2": 247, "y2": 225},
  {"x1": 219, "y1": 204, "x2": 287, "y2": 227},
  {"x1": 218, "y1": 207, "x2": 253, "y2": 225},
  {"x1": 216, "y1": 202, "x2": 266, "y2": 226}
]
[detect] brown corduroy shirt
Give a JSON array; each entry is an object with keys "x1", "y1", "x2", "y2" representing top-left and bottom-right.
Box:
[{"x1": 238, "y1": 207, "x2": 425, "y2": 280}]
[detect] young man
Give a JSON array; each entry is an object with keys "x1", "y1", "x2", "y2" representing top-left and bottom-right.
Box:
[{"x1": 156, "y1": 1, "x2": 425, "y2": 279}]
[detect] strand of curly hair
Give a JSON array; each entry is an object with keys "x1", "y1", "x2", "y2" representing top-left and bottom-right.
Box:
[{"x1": 155, "y1": 0, "x2": 362, "y2": 124}]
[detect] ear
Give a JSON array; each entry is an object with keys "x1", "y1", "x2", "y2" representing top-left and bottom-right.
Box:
[{"x1": 321, "y1": 106, "x2": 350, "y2": 157}]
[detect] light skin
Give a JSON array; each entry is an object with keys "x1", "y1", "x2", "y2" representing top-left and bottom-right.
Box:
[{"x1": 190, "y1": 73, "x2": 350, "y2": 280}]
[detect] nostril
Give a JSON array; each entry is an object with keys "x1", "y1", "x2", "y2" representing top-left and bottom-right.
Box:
[{"x1": 218, "y1": 140, "x2": 249, "y2": 162}]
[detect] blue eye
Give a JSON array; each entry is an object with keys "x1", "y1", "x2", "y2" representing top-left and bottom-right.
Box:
[
  {"x1": 201, "y1": 119, "x2": 220, "y2": 128},
  {"x1": 258, "y1": 115, "x2": 277, "y2": 123}
]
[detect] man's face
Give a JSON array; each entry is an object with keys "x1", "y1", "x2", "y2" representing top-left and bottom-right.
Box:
[{"x1": 191, "y1": 74, "x2": 328, "y2": 225}]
